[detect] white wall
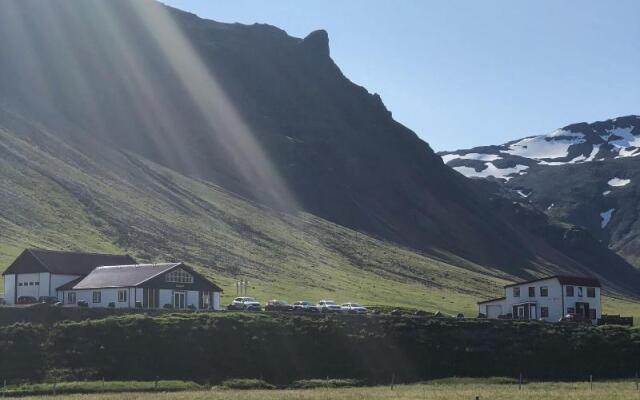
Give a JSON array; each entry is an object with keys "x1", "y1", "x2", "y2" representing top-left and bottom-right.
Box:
[
  {"x1": 3, "y1": 274, "x2": 16, "y2": 305},
  {"x1": 16, "y1": 273, "x2": 42, "y2": 299},
  {"x1": 504, "y1": 278, "x2": 564, "y2": 322},
  {"x1": 562, "y1": 285, "x2": 601, "y2": 322},
  {"x1": 51, "y1": 274, "x2": 81, "y2": 295},
  {"x1": 73, "y1": 288, "x2": 136, "y2": 308},
  {"x1": 213, "y1": 292, "x2": 221, "y2": 311}
]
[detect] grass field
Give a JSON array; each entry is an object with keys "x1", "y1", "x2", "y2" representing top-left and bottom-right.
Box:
[{"x1": 11, "y1": 380, "x2": 640, "y2": 400}]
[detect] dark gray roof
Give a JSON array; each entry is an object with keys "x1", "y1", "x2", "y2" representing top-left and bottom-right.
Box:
[
  {"x1": 69, "y1": 263, "x2": 180, "y2": 290},
  {"x1": 504, "y1": 275, "x2": 601, "y2": 288},
  {"x1": 3, "y1": 249, "x2": 136, "y2": 276}
]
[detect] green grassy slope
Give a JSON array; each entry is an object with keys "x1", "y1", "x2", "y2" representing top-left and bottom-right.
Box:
[
  {"x1": 0, "y1": 122, "x2": 510, "y2": 315},
  {"x1": 1, "y1": 119, "x2": 639, "y2": 317}
]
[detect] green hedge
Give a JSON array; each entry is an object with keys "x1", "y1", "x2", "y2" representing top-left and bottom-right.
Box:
[{"x1": 0, "y1": 313, "x2": 639, "y2": 384}]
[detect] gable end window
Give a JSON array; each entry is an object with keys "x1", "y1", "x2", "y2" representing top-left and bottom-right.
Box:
[
  {"x1": 92, "y1": 291, "x2": 101, "y2": 304},
  {"x1": 587, "y1": 287, "x2": 596, "y2": 298},
  {"x1": 513, "y1": 287, "x2": 520, "y2": 297},
  {"x1": 165, "y1": 268, "x2": 194, "y2": 284},
  {"x1": 118, "y1": 289, "x2": 127, "y2": 303},
  {"x1": 566, "y1": 286, "x2": 574, "y2": 297},
  {"x1": 540, "y1": 286, "x2": 548, "y2": 297},
  {"x1": 528, "y1": 287, "x2": 535, "y2": 297}
]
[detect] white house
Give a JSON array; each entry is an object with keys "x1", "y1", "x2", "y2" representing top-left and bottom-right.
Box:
[
  {"x1": 478, "y1": 275, "x2": 601, "y2": 324},
  {"x1": 2, "y1": 249, "x2": 222, "y2": 310}
]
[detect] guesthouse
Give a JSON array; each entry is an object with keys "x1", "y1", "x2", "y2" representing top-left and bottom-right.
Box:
[
  {"x1": 2, "y1": 249, "x2": 222, "y2": 310},
  {"x1": 478, "y1": 275, "x2": 601, "y2": 324},
  {"x1": 58, "y1": 262, "x2": 222, "y2": 310}
]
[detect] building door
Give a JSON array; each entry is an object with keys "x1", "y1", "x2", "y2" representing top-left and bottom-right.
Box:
[
  {"x1": 173, "y1": 291, "x2": 186, "y2": 309},
  {"x1": 575, "y1": 302, "x2": 590, "y2": 320}
]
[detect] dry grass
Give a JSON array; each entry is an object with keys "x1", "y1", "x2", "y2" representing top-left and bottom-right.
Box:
[{"x1": 16, "y1": 380, "x2": 640, "y2": 400}]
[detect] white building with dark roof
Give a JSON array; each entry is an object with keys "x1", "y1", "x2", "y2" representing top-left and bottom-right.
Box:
[
  {"x1": 58, "y1": 262, "x2": 222, "y2": 310},
  {"x1": 2, "y1": 249, "x2": 136, "y2": 305},
  {"x1": 2, "y1": 249, "x2": 222, "y2": 310},
  {"x1": 478, "y1": 275, "x2": 601, "y2": 324}
]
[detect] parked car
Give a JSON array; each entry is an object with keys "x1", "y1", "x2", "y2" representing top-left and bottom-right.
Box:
[
  {"x1": 341, "y1": 303, "x2": 368, "y2": 314},
  {"x1": 317, "y1": 300, "x2": 342, "y2": 313},
  {"x1": 265, "y1": 299, "x2": 294, "y2": 312},
  {"x1": 230, "y1": 297, "x2": 261, "y2": 311},
  {"x1": 17, "y1": 296, "x2": 37, "y2": 305},
  {"x1": 292, "y1": 301, "x2": 319, "y2": 313},
  {"x1": 39, "y1": 296, "x2": 59, "y2": 304}
]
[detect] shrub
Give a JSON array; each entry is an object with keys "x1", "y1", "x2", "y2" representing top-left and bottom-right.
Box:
[
  {"x1": 292, "y1": 378, "x2": 363, "y2": 389},
  {"x1": 220, "y1": 379, "x2": 275, "y2": 390}
]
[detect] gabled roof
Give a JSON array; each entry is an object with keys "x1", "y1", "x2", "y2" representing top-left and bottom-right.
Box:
[
  {"x1": 3, "y1": 249, "x2": 136, "y2": 276},
  {"x1": 64, "y1": 262, "x2": 223, "y2": 292},
  {"x1": 69, "y1": 263, "x2": 181, "y2": 290},
  {"x1": 504, "y1": 275, "x2": 601, "y2": 288}
]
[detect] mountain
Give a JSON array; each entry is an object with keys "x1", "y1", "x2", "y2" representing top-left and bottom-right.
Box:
[
  {"x1": 440, "y1": 115, "x2": 640, "y2": 266},
  {"x1": 0, "y1": 0, "x2": 639, "y2": 301}
]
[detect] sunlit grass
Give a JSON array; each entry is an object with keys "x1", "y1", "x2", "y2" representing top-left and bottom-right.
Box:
[{"x1": 13, "y1": 380, "x2": 640, "y2": 400}]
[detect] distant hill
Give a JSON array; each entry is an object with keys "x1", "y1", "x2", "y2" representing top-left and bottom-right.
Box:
[
  {"x1": 440, "y1": 115, "x2": 640, "y2": 266},
  {"x1": 1, "y1": 0, "x2": 640, "y2": 305}
]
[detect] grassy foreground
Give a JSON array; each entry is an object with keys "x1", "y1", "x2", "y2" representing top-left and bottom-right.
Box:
[{"x1": 13, "y1": 380, "x2": 640, "y2": 400}]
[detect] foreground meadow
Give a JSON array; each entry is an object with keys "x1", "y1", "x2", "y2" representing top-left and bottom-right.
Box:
[{"x1": 18, "y1": 380, "x2": 640, "y2": 400}]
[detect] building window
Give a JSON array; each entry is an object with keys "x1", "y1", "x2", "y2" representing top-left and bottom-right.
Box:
[
  {"x1": 165, "y1": 269, "x2": 194, "y2": 284},
  {"x1": 566, "y1": 286, "x2": 574, "y2": 297},
  {"x1": 513, "y1": 287, "x2": 520, "y2": 297},
  {"x1": 118, "y1": 290, "x2": 127, "y2": 302},
  {"x1": 567, "y1": 307, "x2": 575, "y2": 315},
  {"x1": 541, "y1": 307, "x2": 549, "y2": 318},
  {"x1": 67, "y1": 292, "x2": 76, "y2": 304},
  {"x1": 29, "y1": 282, "x2": 34, "y2": 286},
  {"x1": 587, "y1": 287, "x2": 596, "y2": 298},
  {"x1": 577, "y1": 287, "x2": 583, "y2": 297},
  {"x1": 18, "y1": 283, "x2": 22, "y2": 286},
  {"x1": 589, "y1": 309, "x2": 597, "y2": 320},
  {"x1": 528, "y1": 287, "x2": 535, "y2": 297},
  {"x1": 92, "y1": 291, "x2": 101, "y2": 304},
  {"x1": 35, "y1": 282, "x2": 39, "y2": 286},
  {"x1": 540, "y1": 286, "x2": 548, "y2": 297},
  {"x1": 202, "y1": 291, "x2": 210, "y2": 308}
]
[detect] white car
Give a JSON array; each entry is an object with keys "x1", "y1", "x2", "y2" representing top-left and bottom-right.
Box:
[
  {"x1": 231, "y1": 297, "x2": 261, "y2": 311},
  {"x1": 317, "y1": 300, "x2": 342, "y2": 313},
  {"x1": 341, "y1": 303, "x2": 368, "y2": 314}
]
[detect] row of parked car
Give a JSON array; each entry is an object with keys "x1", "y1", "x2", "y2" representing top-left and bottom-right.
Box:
[{"x1": 227, "y1": 297, "x2": 369, "y2": 314}]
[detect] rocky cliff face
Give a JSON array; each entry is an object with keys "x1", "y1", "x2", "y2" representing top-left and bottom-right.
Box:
[{"x1": 1, "y1": 0, "x2": 639, "y2": 293}]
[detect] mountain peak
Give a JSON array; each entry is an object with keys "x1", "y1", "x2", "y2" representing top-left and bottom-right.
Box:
[{"x1": 301, "y1": 29, "x2": 330, "y2": 58}]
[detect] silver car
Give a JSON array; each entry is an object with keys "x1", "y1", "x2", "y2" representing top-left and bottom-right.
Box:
[
  {"x1": 231, "y1": 297, "x2": 261, "y2": 311},
  {"x1": 341, "y1": 303, "x2": 368, "y2": 314},
  {"x1": 317, "y1": 300, "x2": 342, "y2": 313}
]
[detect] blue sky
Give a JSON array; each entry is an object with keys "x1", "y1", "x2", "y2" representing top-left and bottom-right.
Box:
[{"x1": 162, "y1": 0, "x2": 640, "y2": 151}]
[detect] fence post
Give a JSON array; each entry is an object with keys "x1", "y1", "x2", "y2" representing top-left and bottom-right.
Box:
[
  {"x1": 518, "y1": 373, "x2": 522, "y2": 390},
  {"x1": 155, "y1": 376, "x2": 159, "y2": 389},
  {"x1": 636, "y1": 371, "x2": 638, "y2": 391},
  {"x1": 589, "y1": 374, "x2": 593, "y2": 391},
  {"x1": 3, "y1": 379, "x2": 6, "y2": 398},
  {"x1": 52, "y1": 378, "x2": 57, "y2": 396},
  {"x1": 391, "y1": 373, "x2": 395, "y2": 390}
]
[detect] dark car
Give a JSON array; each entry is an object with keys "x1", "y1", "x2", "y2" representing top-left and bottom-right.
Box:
[
  {"x1": 292, "y1": 301, "x2": 319, "y2": 313},
  {"x1": 39, "y1": 296, "x2": 59, "y2": 304},
  {"x1": 265, "y1": 299, "x2": 294, "y2": 312},
  {"x1": 17, "y1": 296, "x2": 38, "y2": 305}
]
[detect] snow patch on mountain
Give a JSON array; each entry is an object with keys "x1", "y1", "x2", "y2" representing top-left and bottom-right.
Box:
[
  {"x1": 603, "y1": 190, "x2": 612, "y2": 196},
  {"x1": 452, "y1": 163, "x2": 528, "y2": 182},
  {"x1": 503, "y1": 130, "x2": 584, "y2": 160},
  {"x1": 601, "y1": 208, "x2": 615, "y2": 228},
  {"x1": 608, "y1": 178, "x2": 630, "y2": 187},
  {"x1": 441, "y1": 153, "x2": 502, "y2": 163}
]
